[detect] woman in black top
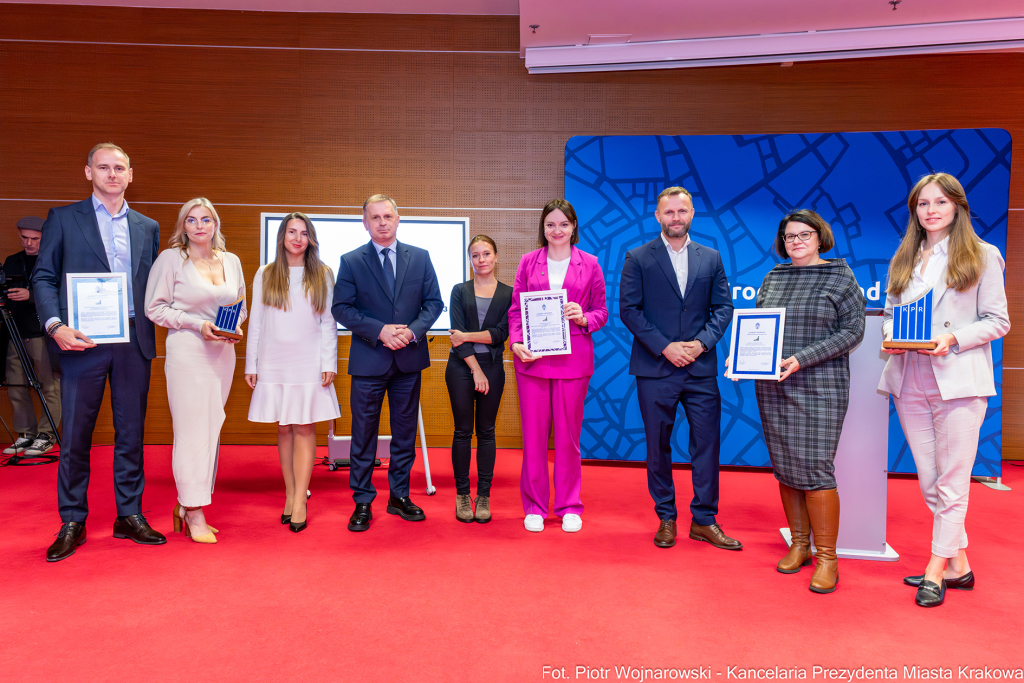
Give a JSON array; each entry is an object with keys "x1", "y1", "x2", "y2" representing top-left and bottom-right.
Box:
[{"x1": 446, "y1": 235, "x2": 513, "y2": 524}]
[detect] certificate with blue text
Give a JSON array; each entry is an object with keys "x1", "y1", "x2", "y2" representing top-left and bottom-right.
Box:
[
  {"x1": 65, "y1": 272, "x2": 131, "y2": 344},
  {"x1": 727, "y1": 308, "x2": 786, "y2": 380},
  {"x1": 521, "y1": 289, "x2": 571, "y2": 357}
]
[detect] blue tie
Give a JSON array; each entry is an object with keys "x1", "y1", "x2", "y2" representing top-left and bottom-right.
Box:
[{"x1": 381, "y1": 247, "x2": 396, "y2": 296}]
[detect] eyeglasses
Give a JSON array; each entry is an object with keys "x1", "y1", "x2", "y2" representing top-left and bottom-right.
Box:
[
  {"x1": 184, "y1": 217, "x2": 216, "y2": 228},
  {"x1": 783, "y1": 231, "x2": 816, "y2": 243}
]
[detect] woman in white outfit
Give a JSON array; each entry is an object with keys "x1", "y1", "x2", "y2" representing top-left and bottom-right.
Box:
[
  {"x1": 245, "y1": 212, "x2": 339, "y2": 533},
  {"x1": 146, "y1": 197, "x2": 246, "y2": 544},
  {"x1": 879, "y1": 173, "x2": 1009, "y2": 607}
]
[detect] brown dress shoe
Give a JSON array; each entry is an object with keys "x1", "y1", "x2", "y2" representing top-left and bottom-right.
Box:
[
  {"x1": 46, "y1": 522, "x2": 86, "y2": 562},
  {"x1": 805, "y1": 489, "x2": 839, "y2": 593},
  {"x1": 777, "y1": 483, "x2": 813, "y2": 573},
  {"x1": 112, "y1": 514, "x2": 167, "y2": 545},
  {"x1": 689, "y1": 521, "x2": 743, "y2": 550},
  {"x1": 456, "y1": 494, "x2": 474, "y2": 523},
  {"x1": 654, "y1": 519, "x2": 677, "y2": 548}
]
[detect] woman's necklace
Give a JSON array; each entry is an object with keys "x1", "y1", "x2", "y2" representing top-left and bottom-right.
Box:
[{"x1": 190, "y1": 251, "x2": 219, "y2": 271}]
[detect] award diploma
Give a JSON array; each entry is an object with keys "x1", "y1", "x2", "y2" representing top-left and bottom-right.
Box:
[
  {"x1": 65, "y1": 272, "x2": 131, "y2": 344},
  {"x1": 727, "y1": 308, "x2": 786, "y2": 380},
  {"x1": 521, "y1": 289, "x2": 571, "y2": 357}
]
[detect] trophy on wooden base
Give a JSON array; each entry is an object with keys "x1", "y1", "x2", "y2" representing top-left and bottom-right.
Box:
[
  {"x1": 211, "y1": 296, "x2": 244, "y2": 340},
  {"x1": 882, "y1": 287, "x2": 937, "y2": 350}
]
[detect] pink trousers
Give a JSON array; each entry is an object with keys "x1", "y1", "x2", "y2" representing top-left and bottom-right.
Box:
[
  {"x1": 515, "y1": 373, "x2": 590, "y2": 517},
  {"x1": 894, "y1": 352, "x2": 988, "y2": 559}
]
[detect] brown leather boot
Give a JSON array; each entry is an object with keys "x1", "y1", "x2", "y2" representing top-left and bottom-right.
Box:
[
  {"x1": 805, "y1": 488, "x2": 840, "y2": 593},
  {"x1": 777, "y1": 483, "x2": 812, "y2": 574},
  {"x1": 456, "y1": 494, "x2": 474, "y2": 523}
]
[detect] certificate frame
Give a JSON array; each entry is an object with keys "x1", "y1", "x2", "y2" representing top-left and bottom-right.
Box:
[
  {"x1": 521, "y1": 289, "x2": 572, "y2": 357},
  {"x1": 65, "y1": 272, "x2": 131, "y2": 344},
  {"x1": 727, "y1": 307, "x2": 786, "y2": 380}
]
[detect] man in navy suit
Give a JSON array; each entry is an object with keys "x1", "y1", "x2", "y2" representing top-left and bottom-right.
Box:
[
  {"x1": 620, "y1": 186, "x2": 741, "y2": 551},
  {"x1": 33, "y1": 143, "x2": 166, "y2": 562},
  {"x1": 332, "y1": 194, "x2": 443, "y2": 531}
]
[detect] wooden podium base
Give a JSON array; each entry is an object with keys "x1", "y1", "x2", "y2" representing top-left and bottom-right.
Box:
[
  {"x1": 882, "y1": 340, "x2": 937, "y2": 350},
  {"x1": 212, "y1": 328, "x2": 242, "y2": 340}
]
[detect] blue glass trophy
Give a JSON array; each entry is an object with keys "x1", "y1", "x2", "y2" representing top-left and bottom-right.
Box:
[
  {"x1": 211, "y1": 296, "x2": 244, "y2": 340},
  {"x1": 882, "y1": 287, "x2": 938, "y2": 350}
]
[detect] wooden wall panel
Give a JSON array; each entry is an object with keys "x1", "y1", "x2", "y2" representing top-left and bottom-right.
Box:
[{"x1": 1, "y1": 4, "x2": 1022, "y2": 457}]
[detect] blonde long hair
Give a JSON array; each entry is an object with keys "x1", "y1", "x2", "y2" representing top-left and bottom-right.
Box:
[
  {"x1": 168, "y1": 197, "x2": 226, "y2": 253},
  {"x1": 887, "y1": 173, "x2": 985, "y2": 296},
  {"x1": 261, "y1": 212, "x2": 333, "y2": 314}
]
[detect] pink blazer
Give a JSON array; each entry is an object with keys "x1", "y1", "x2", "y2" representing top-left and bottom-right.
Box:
[{"x1": 508, "y1": 246, "x2": 609, "y2": 379}]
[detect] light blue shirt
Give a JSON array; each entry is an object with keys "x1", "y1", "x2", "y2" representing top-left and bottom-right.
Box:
[
  {"x1": 371, "y1": 238, "x2": 397, "y2": 277},
  {"x1": 92, "y1": 194, "x2": 134, "y2": 317},
  {"x1": 370, "y1": 239, "x2": 418, "y2": 343}
]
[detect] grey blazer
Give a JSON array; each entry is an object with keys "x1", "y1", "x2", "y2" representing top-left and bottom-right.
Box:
[{"x1": 878, "y1": 242, "x2": 1010, "y2": 400}]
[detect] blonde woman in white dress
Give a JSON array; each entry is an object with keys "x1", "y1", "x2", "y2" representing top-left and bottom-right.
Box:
[
  {"x1": 245, "y1": 212, "x2": 339, "y2": 533},
  {"x1": 146, "y1": 197, "x2": 246, "y2": 544}
]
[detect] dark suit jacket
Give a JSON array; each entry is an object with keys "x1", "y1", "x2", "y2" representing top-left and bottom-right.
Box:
[
  {"x1": 31, "y1": 198, "x2": 160, "y2": 360},
  {"x1": 332, "y1": 240, "x2": 444, "y2": 376},
  {"x1": 448, "y1": 279, "x2": 512, "y2": 364},
  {"x1": 619, "y1": 236, "x2": 733, "y2": 378}
]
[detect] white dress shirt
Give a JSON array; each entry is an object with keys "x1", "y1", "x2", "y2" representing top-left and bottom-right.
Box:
[
  {"x1": 907, "y1": 235, "x2": 950, "y2": 301},
  {"x1": 661, "y1": 232, "x2": 691, "y2": 296}
]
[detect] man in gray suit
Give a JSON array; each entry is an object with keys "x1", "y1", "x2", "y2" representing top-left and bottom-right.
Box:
[{"x1": 33, "y1": 143, "x2": 165, "y2": 562}]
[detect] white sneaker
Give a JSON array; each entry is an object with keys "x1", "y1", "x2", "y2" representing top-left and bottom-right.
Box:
[
  {"x1": 524, "y1": 514, "x2": 545, "y2": 532},
  {"x1": 25, "y1": 436, "x2": 55, "y2": 456},
  {"x1": 3, "y1": 435, "x2": 33, "y2": 455},
  {"x1": 562, "y1": 514, "x2": 582, "y2": 533}
]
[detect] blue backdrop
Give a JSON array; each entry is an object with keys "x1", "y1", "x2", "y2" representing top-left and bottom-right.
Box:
[{"x1": 566, "y1": 130, "x2": 1010, "y2": 476}]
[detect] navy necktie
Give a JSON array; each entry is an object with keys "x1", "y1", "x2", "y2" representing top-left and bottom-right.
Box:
[{"x1": 381, "y1": 247, "x2": 396, "y2": 296}]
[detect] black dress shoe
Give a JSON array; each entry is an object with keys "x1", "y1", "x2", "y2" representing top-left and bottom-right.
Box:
[
  {"x1": 387, "y1": 496, "x2": 426, "y2": 521},
  {"x1": 915, "y1": 579, "x2": 946, "y2": 607},
  {"x1": 348, "y1": 503, "x2": 372, "y2": 532},
  {"x1": 112, "y1": 514, "x2": 167, "y2": 545},
  {"x1": 904, "y1": 570, "x2": 975, "y2": 590},
  {"x1": 46, "y1": 522, "x2": 86, "y2": 562}
]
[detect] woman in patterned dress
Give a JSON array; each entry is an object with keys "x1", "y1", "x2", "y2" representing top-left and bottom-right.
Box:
[{"x1": 751, "y1": 210, "x2": 865, "y2": 593}]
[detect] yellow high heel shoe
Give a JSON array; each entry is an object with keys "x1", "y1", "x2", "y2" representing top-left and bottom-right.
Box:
[
  {"x1": 172, "y1": 504, "x2": 217, "y2": 544},
  {"x1": 173, "y1": 503, "x2": 218, "y2": 533}
]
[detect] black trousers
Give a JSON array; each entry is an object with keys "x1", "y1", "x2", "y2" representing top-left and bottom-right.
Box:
[
  {"x1": 349, "y1": 361, "x2": 421, "y2": 504},
  {"x1": 445, "y1": 353, "x2": 505, "y2": 496},
  {"x1": 57, "y1": 328, "x2": 151, "y2": 522}
]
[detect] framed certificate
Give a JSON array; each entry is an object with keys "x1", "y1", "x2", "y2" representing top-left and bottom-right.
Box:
[
  {"x1": 727, "y1": 308, "x2": 786, "y2": 380},
  {"x1": 521, "y1": 289, "x2": 572, "y2": 357},
  {"x1": 65, "y1": 273, "x2": 131, "y2": 344}
]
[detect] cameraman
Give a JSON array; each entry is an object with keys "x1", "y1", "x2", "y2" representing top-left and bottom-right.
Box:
[{"x1": 2, "y1": 216, "x2": 60, "y2": 456}]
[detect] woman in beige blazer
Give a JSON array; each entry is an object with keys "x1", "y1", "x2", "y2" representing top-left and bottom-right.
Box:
[{"x1": 879, "y1": 173, "x2": 1009, "y2": 608}]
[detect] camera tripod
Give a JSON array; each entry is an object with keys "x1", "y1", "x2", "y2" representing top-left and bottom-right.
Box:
[{"x1": 0, "y1": 305, "x2": 60, "y2": 465}]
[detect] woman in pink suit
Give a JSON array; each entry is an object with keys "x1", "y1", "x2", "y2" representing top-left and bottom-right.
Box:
[{"x1": 508, "y1": 198, "x2": 608, "y2": 533}]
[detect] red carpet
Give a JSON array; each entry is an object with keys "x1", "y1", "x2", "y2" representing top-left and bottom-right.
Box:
[{"x1": 1, "y1": 446, "x2": 1021, "y2": 682}]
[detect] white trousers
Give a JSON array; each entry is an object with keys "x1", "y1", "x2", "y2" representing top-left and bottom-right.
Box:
[{"x1": 893, "y1": 352, "x2": 987, "y2": 559}]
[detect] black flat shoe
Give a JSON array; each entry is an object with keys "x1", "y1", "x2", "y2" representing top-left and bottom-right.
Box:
[
  {"x1": 348, "y1": 503, "x2": 372, "y2": 532},
  {"x1": 387, "y1": 496, "x2": 426, "y2": 521},
  {"x1": 280, "y1": 514, "x2": 292, "y2": 525},
  {"x1": 915, "y1": 579, "x2": 946, "y2": 607},
  {"x1": 289, "y1": 519, "x2": 307, "y2": 533},
  {"x1": 904, "y1": 570, "x2": 974, "y2": 590}
]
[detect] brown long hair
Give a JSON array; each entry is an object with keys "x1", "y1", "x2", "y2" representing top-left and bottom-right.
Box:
[
  {"x1": 887, "y1": 173, "x2": 985, "y2": 296},
  {"x1": 261, "y1": 212, "x2": 333, "y2": 314}
]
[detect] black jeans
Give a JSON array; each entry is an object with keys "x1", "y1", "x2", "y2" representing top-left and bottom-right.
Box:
[{"x1": 445, "y1": 353, "x2": 505, "y2": 496}]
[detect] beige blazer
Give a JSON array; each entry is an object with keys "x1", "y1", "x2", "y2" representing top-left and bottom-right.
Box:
[{"x1": 878, "y1": 242, "x2": 1009, "y2": 400}]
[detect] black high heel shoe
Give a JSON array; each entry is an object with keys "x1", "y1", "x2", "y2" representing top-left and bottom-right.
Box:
[
  {"x1": 289, "y1": 518, "x2": 307, "y2": 533},
  {"x1": 280, "y1": 514, "x2": 291, "y2": 525}
]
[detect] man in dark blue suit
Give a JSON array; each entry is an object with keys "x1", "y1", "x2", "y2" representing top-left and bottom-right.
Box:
[
  {"x1": 620, "y1": 186, "x2": 741, "y2": 551},
  {"x1": 332, "y1": 194, "x2": 443, "y2": 531},
  {"x1": 32, "y1": 143, "x2": 166, "y2": 562}
]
